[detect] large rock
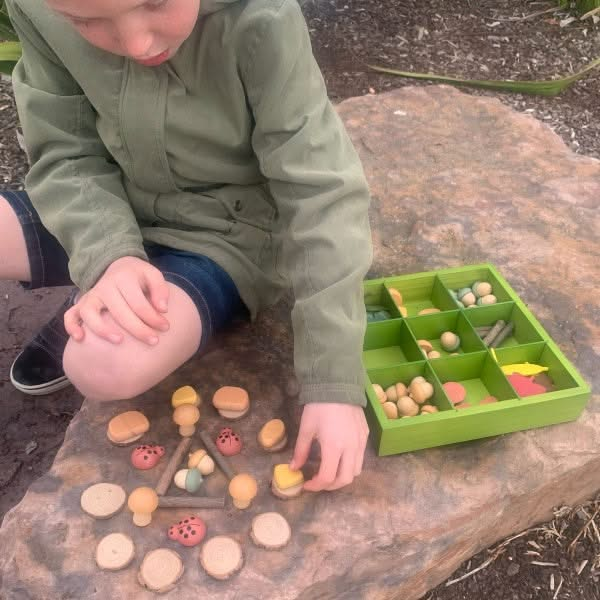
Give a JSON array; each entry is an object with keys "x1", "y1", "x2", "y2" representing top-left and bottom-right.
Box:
[{"x1": 0, "y1": 85, "x2": 598, "y2": 599}]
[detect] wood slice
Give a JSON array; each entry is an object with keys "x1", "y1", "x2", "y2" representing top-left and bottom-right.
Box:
[
  {"x1": 80, "y1": 483, "x2": 126, "y2": 519},
  {"x1": 95, "y1": 533, "x2": 135, "y2": 571},
  {"x1": 250, "y1": 512, "x2": 291, "y2": 549},
  {"x1": 138, "y1": 548, "x2": 184, "y2": 593},
  {"x1": 199, "y1": 536, "x2": 243, "y2": 580}
]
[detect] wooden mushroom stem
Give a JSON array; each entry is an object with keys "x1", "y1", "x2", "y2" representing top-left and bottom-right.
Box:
[{"x1": 155, "y1": 437, "x2": 193, "y2": 496}]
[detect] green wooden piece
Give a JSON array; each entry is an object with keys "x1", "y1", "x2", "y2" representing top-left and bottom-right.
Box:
[{"x1": 362, "y1": 263, "x2": 591, "y2": 456}]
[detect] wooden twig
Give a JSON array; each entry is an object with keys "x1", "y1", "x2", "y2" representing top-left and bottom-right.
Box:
[
  {"x1": 158, "y1": 496, "x2": 225, "y2": 509},
  {"x1": 568, "y1": 505, "x2": 600, "y2": 555},
  {"x1": 445, "y1": 529, "x2": 540, "y2": 587},
  {"x1": 553, "y1": 576, "x2": 563, "y2": 599},
  {"x1": 199, "y1": 429, "x2": 236, "y2": 480},
  {"x1": 155, "y1": 437, "x2": 193, "y2": 496}
]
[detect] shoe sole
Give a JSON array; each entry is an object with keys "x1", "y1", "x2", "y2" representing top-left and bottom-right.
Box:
[{"x1": 9, "y1": 363, "x2": 72, "y2": 396}]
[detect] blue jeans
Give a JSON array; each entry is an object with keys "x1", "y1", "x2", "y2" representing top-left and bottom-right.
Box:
[{"x1": 3, "y1": 190, "x2": 249, "y2": 352}]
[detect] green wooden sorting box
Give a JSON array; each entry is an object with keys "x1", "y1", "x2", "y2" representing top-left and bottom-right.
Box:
[{"x1": 363, "y1": 264, "x2": 591, "y2": 456}]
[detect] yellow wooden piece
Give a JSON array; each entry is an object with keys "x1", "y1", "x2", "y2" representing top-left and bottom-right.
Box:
[
  {"x1": 501, "y1": 362, "x2": 549, "y2": 376},
  {"x1": 273, "y1": 464, "x2": 304, "y2": 490},
  {"x1": 171, "y1": 385, "x2": 200, "y2": 408}
]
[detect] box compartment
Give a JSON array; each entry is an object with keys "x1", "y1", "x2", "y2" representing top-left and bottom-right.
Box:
[
  {"x1": 363, "y1": 319, "x2": 423, "y2": 369},
  {"x1": 406, "y1": 310, "x2": 485, "y2": 358},
  {"x1": 464, "y1": 302, "x2": 544, "y2": 347},
  {"x1": 382, "y1": 273, "x2": 457, "y2": 317},
  {"x1": 436, "y1": 265, "x2": 513, "y2": 305},
  {"x1": 364, "y1": 280, "x2": 403, "y2": 322}
]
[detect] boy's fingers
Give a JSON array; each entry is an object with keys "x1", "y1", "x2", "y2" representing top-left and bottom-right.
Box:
[
  {"x1": 290, "y1": 418, "x2": 315, "y2": 470},
  {"x1": 78, "y1": 299, "x2": 123, "y2": 344},
  {"x1": 143, "y1": 268, "x2": 170, "y2": 313},
  {"x1": 119, "y1": 280, "x2": 169, "y2": 332},
  {"x1": 303, "y1": 449, "x2": 341, "y2": 492},
  {"x1": 103, "y1": 291, "x2": 160, "y2": 345},
  {"x1": 325, "y1": 451, "x2": 355, "y2": 491},
  {"x1": 64, "y1": 306, "x2": 84, "y2": 341}
]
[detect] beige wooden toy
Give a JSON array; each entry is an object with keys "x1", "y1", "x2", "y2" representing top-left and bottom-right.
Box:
[
  {"x1": 128, "y1": 487, "x2": 159, "y2": 527},
  {"x1": 138, "y1": 548, "x2": 184, "y2": 593},
  {"x1": 188, "y1": 449, "x2": 215, "y2": 475},
  {"x1": 80, "y1": 483, "x2": 126, "y2": 519},
  {"x1": 257, "y1": 419, "x2": 287, "y2": 452},
  {"x1": 173, "y1": 404, "x2": 200, "y2": 437},
  {"x1": 271, "y1": 464, "x2": 304, "y2": 499},
  {"x1": 106, "y1": 411, "x2": 149, "y2": 445},
  {"x1": 200, "y1": 536, "x2": 243, "y2": 580},
  {"x1": 212, "y1": 386, "x2": 250, "y2": 419},
  {"x1": 228, "y1": 473, "x2": 258, "y2": 509},
  {"x1": 171, "y1": 385, "x2": 201, "y2": 408},
  {"x1": 95, "y1": 533, "x2": 135, "y2": 571},
  {"x1": 250, "y1": 512, "x2": 292, "y2": 550},
  {"x1": 155, "y1": 437, "x2": 193, "y2": 496}
]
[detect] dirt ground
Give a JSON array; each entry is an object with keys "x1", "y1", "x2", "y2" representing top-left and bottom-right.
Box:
[{"x1": 0, "y1": 0, "x2": 599, "y2": 597}]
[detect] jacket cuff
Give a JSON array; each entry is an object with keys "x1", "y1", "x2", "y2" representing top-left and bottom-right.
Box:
[
  {"x1": 299, "y1": 383, "x2": 367, "y2": 407},
  {"x1": 74, "y1": 245, "x2": 149, "y2": 292}
]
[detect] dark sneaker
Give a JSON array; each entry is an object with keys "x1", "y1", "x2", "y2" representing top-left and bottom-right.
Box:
[{"x1": 9, "y1": 290, "x2": 77, "y2": 396}]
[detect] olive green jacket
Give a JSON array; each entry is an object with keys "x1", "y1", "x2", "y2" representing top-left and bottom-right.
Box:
[{"x1": 7, "y1": 0, "x2": 373, "y2": 406}]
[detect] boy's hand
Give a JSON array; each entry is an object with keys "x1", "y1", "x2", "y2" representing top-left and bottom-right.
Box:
[
  {"x1": 64, "y1": 256, "x2": 170, "y2": 345},
  {"x1": 290, "y1": 403, "x2": 369, "y2": 492}
]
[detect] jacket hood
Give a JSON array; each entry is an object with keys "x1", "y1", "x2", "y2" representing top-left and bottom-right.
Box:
[{"x1": 198, "y1": 0, "x2": 243, "y2": 16}]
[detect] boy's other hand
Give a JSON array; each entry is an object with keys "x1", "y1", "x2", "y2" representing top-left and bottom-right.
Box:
[
  {"x1": 64, "y1": 256, "x2": 170, "y2": 345},
  {"x1": 290, "y1": 403, "x2": 369, "y2": 492}
]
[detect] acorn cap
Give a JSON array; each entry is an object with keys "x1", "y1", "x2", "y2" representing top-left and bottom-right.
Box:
[
  {"x1": 173, "y1": 404, "x2": 200, "y2": 426},
  {"x1": 186, "y1": 469, "x2": 203, "y2": 492},
  {"x1": 212, "y1": 386, "x2": 249, "y2": 412},
  {"x1": 228, "y1": 473, "x2": 258, "y2": 503},
  {"x1": 128, "y1": 487, "x2": 159, "y2": 514},
  {"x1": 188, "y1": 449, "x2": 208, "y2": 468},
  {"x1": 171, "y1": 385, "x2": 201, "y2": 408}
]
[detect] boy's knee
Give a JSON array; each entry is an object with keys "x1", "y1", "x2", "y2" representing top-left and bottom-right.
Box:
[{"x1": 63, "y1": 339, "x2": 146, "y2": 401}]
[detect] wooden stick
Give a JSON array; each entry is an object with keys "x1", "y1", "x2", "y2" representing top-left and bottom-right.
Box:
[
  {"x1": 158, "y1": 496, "x2": 226, "y2": 509},
  {"x1": 489, "y1": 321, "x2": 514, "y2": 348},
  {"x1": 199, "y1": 429, "x2": 236, "y2": 480},
  {"x1": 155, "y1": 437, "x2": 193, "y2": 496},
  {"x1": 482, "y1": 320, "x2": 505, "y2": 346}
]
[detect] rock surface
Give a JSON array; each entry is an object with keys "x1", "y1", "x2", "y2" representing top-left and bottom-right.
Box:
[{"x1": 0, "y1": 85, "x2": 598, "y2": 599}]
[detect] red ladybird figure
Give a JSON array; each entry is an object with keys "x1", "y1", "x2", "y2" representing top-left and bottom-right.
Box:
[
  {"x1": 215, "y1": 427, "x2": 242, "y2": 456},
  {"x1": 131, "y1": 444, "x2": 166, "y2": 470},
  {"x1": 168, "y1": 516, "x2": 207, "y2": 547}
]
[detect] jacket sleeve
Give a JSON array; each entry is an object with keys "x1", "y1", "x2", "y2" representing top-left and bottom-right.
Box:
[
  {"x1": 6, "y1": 0, "x2": 147, "y2": 292},
  {"x1": 240, "y1": 0, "x2": 373, "y2": 406}
]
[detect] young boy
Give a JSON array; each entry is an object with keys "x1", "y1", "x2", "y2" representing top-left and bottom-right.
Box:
[{"x1": 3, "y1": 0, "x2": 373, "y2": 491}]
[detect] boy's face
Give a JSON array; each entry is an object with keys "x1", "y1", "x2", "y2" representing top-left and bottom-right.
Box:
[{"x1": 46, "y1": 0, "x2": 201, "y2": 66}]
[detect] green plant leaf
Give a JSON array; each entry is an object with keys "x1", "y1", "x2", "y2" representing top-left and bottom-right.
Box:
[
  {"x1": 369, "y1": 57, "x2": 600, "y2": 97},
  {"x1": 0, "y1": 40, "x2": 20, "y2": 62},
  {"x1": 576, "y1": 0, "x2": 600, "y2": 14}
]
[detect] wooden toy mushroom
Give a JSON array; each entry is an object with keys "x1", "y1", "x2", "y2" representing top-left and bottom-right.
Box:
[
  {"x1": 174, "y1": 468, "x2": 204, "y2": 493},
  {"x1": 228, "y1": 473, "x2": 258, "y2": 509},
  {"x1": 171, "y1": 385, "x2": 201, "y2": 409},
  {"x1": 188, "y1": 449, "x2": 215, "y2": 475},
  {"x1": 173, "y1": 404, "x2": 200, "y2": 437},
  {"x1": 128, "y1": 487, "x2": 159, "y2": 527}
]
